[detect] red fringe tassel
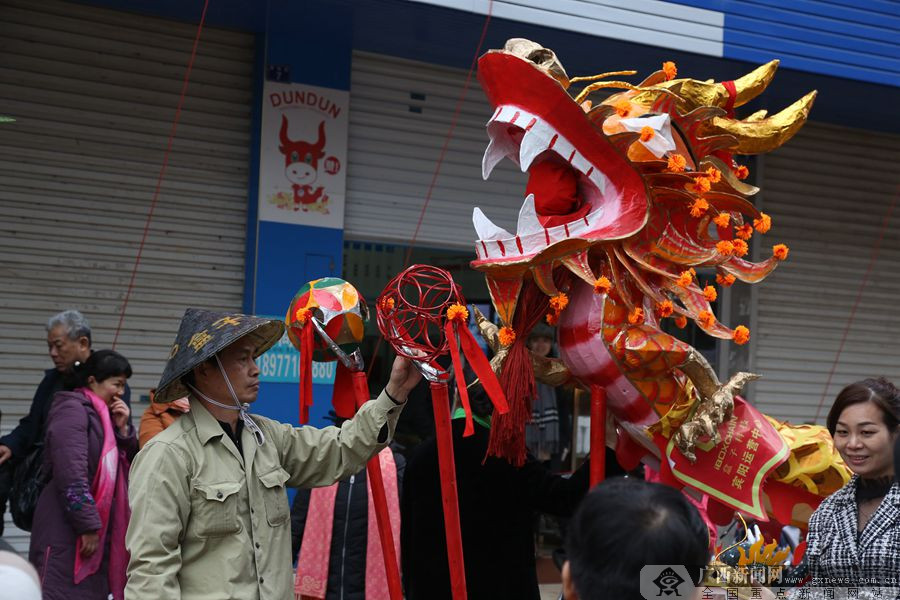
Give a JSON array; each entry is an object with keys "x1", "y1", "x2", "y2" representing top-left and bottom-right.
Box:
[{"x1": 486, "y1": 280, "x2": 550, "y2": 466}]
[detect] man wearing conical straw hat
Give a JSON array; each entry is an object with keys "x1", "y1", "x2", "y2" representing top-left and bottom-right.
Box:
[{"x1": 124, "y1": 309, "x2": 421, "y2": 600}]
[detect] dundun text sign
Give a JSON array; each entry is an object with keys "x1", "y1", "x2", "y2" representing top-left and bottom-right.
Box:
[{"x1": 257, "y1": 82, "x2": 349, "y2": 228}]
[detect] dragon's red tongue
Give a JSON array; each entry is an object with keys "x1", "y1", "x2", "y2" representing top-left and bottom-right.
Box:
[{"x1": 526, "y1": 160, "x2": 589, "y2": 227}]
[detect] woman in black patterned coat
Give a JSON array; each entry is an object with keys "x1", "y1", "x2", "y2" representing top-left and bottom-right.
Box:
[{"x1": 805, "y1": 377, "x2": 900, "y2": 595}]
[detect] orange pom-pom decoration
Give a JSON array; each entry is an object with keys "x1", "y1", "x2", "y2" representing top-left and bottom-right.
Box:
[
  {"x1": 498, "y1": 326, "x2": 516, "y2": 346},
  {"x1": 446, "y1": 303, "x2": 469, "y2": 322},
  {"x1": 735, "y1": 165, "x2": 750, "y2": 180},
  {"x1": 773, "y1": 244, "x2": 790, "y2": 261},
  {"x1": 688, "y1": 176, "x2": 711, "y2": 195},
  {"x1": 379, "y1": 296, "x2": 395, "y2": 311},
  {"x1": 662, "y1": 61, "x2": 678, "y2": 81},
  {"x1": 676, "y1": 270, "x2": 694, "y2": 287},
  {"x1": 754, "y1": 212, "x2": 772, "y2": 234},
  {"x1": 614, "y1": 99, "x2": 631, "y2": 117},
  {"x1": 698, "y1": 310, "x2": 716, "y2": 329},
  {"x1": 733, "y1": 325, "x2": 750, "y2": 345},
  {"x1": 656, "y1": 299, "x2": 674, "y2": 318},
  {"x1": 295, "y1": 307, "x2": 312, "y2": 324},
  {"x1": 690, "y1": 198, "x2": 709, "y2": 218},
  {"x1": 716, "y1": 240, "x2": 735, "y2": 255},
  {"x1": 705, "y1": 167, "x2": 722, "y2": 183},
  {"x1": 549, "y1": 293, "x2": 569, "y2": 313},
  {"x1": 546, "y1": 312, "x2": 559, "y2": 325},
  {"x1": 667, "y1": 154, "x2": 687, "y2": 172},
  {"x1": 713, "y1": 213, "x2": 731, "y2": 228},
  {"x1": 716, "y1": 273, "x2": 736, "y2": 287},
  {"x1": 732, "y1": 238, "x2": 749, "y2": 257},
  {"x1": 703, "y1": 285, "x2": 718, "y2": 302},
  {"x1": 674, "y1": 315, "x2": 688, "y2": 329},
  {"x1": 735, "y1": 224, "x2": 754, "y2": 241},
  {"x1": 640, "y1": 126, "x2": 655, "y2": 142},
  {"x1": 593, "y1": 276, "x2": 612, "y2": 295},
  {"x1": 627, "y1": 307, "x2": 645, "y2": 324}
]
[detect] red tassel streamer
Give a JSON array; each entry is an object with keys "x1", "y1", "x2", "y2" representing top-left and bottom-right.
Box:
[
  {"x1": 444, "y1": 321, "x2": 474, "y2": 437},
  {"x1": 444, "y1": 320, "x2": 511, "y2": 438},
  {"x1": 487, "y1": 280, "x2": 550, "y2": 466},
  {"x1": 350, "y1": 372, "x2": 403, "y2": 600},
  {"x1": 430, "y1": 381, "x2": 468, "y2": 599},
  {"x1": 589, "y1": 385, "x2": 607, "y2": 487},
  {"x1": 332, "y1": 362, "x2": 356, "y2": 419},
  {"x1": 457, "y1": 322, "x2": 508, "y2": 415},
  {"x1": 298, "y1": 324, "x2": 314, "y2": 424}
]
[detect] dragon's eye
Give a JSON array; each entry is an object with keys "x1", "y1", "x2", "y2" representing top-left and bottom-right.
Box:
[
  {"x1": 526, "y1": 49, "x2": 554, "y2": 66},
  {"x1": 304, "y1": 152, "x2": 313, "y2": 164},
  {"x1": 290, "y1": 151, "x2": 299, "y2": 163}
]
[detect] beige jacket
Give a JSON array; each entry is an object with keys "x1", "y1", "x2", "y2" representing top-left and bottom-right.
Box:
[{"x1": 125, "y1": 390, "x2": 403, "y2": 600}]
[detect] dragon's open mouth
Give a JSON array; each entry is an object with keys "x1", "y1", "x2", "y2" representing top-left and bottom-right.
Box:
[
  {"x1": 471, "y1": 50, "x2": 650, "y2": 270},
  {"x1": 474, "y1": 103, "x2": 624, "y2": 263}
]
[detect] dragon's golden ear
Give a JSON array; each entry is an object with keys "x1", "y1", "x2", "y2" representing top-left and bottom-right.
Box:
[{"x1": 705, "y1": 91, "x2": 817, "y2": 154}]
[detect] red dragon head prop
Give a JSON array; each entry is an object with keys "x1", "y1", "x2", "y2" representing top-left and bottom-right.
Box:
[
  {"x1": 472, "y1": 38, "x2": 814, "y2": 341},
  {"x1": 469, "y1": 40, "x2": 848, "y2": 527}
]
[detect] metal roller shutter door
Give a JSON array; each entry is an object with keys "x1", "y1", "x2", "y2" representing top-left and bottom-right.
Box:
[
  {"x1": 346, "y1": 51, "x2": 523, "y2": 248},
  {"x1": 753, "y1": 122, "x2": 900, "y2": 424},
  {"x1": 0, "y1": 0, "x2": 254, "y2": 552}
]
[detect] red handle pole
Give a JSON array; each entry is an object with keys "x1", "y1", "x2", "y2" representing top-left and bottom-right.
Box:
[
  {"x1": 430, "y1": 381, "x2": 468, "y2": 600},
  {"x1": 590, "y1": 384, "x2": 607, "y2": 488},
  {"x1": 351, "y1": 372, "x2": 403, "y2": 600}
]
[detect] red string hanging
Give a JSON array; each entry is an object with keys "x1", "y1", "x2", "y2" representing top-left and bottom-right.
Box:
[
  {"x1": 113, "y1": 0, "x2": 210, "y2": 348},
  {"x1": 487, "y1": 279, "x2": 550, "y2": 466},
  {"x1": 332, "y1": 362, "x2": 356, "y2": 420},
  {"x1": 298, "y1": 322, "x2": 314, "y2": 424}
]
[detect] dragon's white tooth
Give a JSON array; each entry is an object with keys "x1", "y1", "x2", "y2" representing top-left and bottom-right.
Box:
[
  {"x1": 481, "y1": 125, "x2": 519, "y2": 180},
  {"x1": 516, "y1": 194, "x2": 543, "y2": 236},
  {"x1": 481, "y1": 139, "x2": 506, "y2": 180},
  {"x1": 472, "y1": 207, "x2": 512, "y2": 241},
  {"x1": 518, "y1": 128, "x2": 547, "y2": 173}
]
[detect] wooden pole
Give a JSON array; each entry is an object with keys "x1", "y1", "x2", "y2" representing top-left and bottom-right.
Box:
[
  {"x1": 590, "y1": 384, "x2": 607, "y2": 488},
  {"x1": 430, "y1": 381, "x2": 468, "y2": 599},
  {"x1": 351, "y1": 372, "x2": 403, "y2": 600}
]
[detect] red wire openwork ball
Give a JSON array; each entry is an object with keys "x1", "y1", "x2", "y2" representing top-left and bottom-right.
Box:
[{"x1": 375, "y1": 264, "x2": 466, "y2": 364}]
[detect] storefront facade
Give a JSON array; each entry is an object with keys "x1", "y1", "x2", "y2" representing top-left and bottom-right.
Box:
[{"x1": 1, "y1": 0, "x2": 897, "y2": 550}]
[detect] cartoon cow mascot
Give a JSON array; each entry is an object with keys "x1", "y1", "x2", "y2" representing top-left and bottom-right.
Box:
[{"x1": 278, "y1": 115, "x2": 329, "y2": 211}]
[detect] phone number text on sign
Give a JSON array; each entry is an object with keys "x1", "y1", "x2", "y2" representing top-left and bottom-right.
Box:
[
  {"x1": 256, "y1": 316, "x2": 337, "y2": 384},
  {"x1": 257, "y1": 353, "x2": 335, "y2": 383}
]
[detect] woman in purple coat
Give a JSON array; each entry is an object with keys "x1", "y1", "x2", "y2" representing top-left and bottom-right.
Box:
[{"x1": 29, "y1": 350, "x2": 137, "y2": 600}]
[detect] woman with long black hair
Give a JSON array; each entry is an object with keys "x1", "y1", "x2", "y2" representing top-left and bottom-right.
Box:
[{"x1": 29, "y1": 349, "x2": 137, "y2": 600}]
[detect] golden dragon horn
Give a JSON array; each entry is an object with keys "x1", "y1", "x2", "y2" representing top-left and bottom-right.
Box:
[
  {"x1": 656, "y1": 60, "x2": 780, "y2": 111},
  {"x1": 707, "y1": 90, "x2": 817, "y2": 154},
  {"x1": 729, "y1": 59, "x2": 780, "y2": 108}
]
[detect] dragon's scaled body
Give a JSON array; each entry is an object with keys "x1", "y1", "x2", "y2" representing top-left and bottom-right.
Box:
[{"x1": 470, "y1": 39, "x2": 848, "y2": 524}]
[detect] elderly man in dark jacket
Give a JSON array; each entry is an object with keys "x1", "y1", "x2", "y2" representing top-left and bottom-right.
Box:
[{"x1": 0, "y1": 310, "x2": 130, "y2": 531}]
